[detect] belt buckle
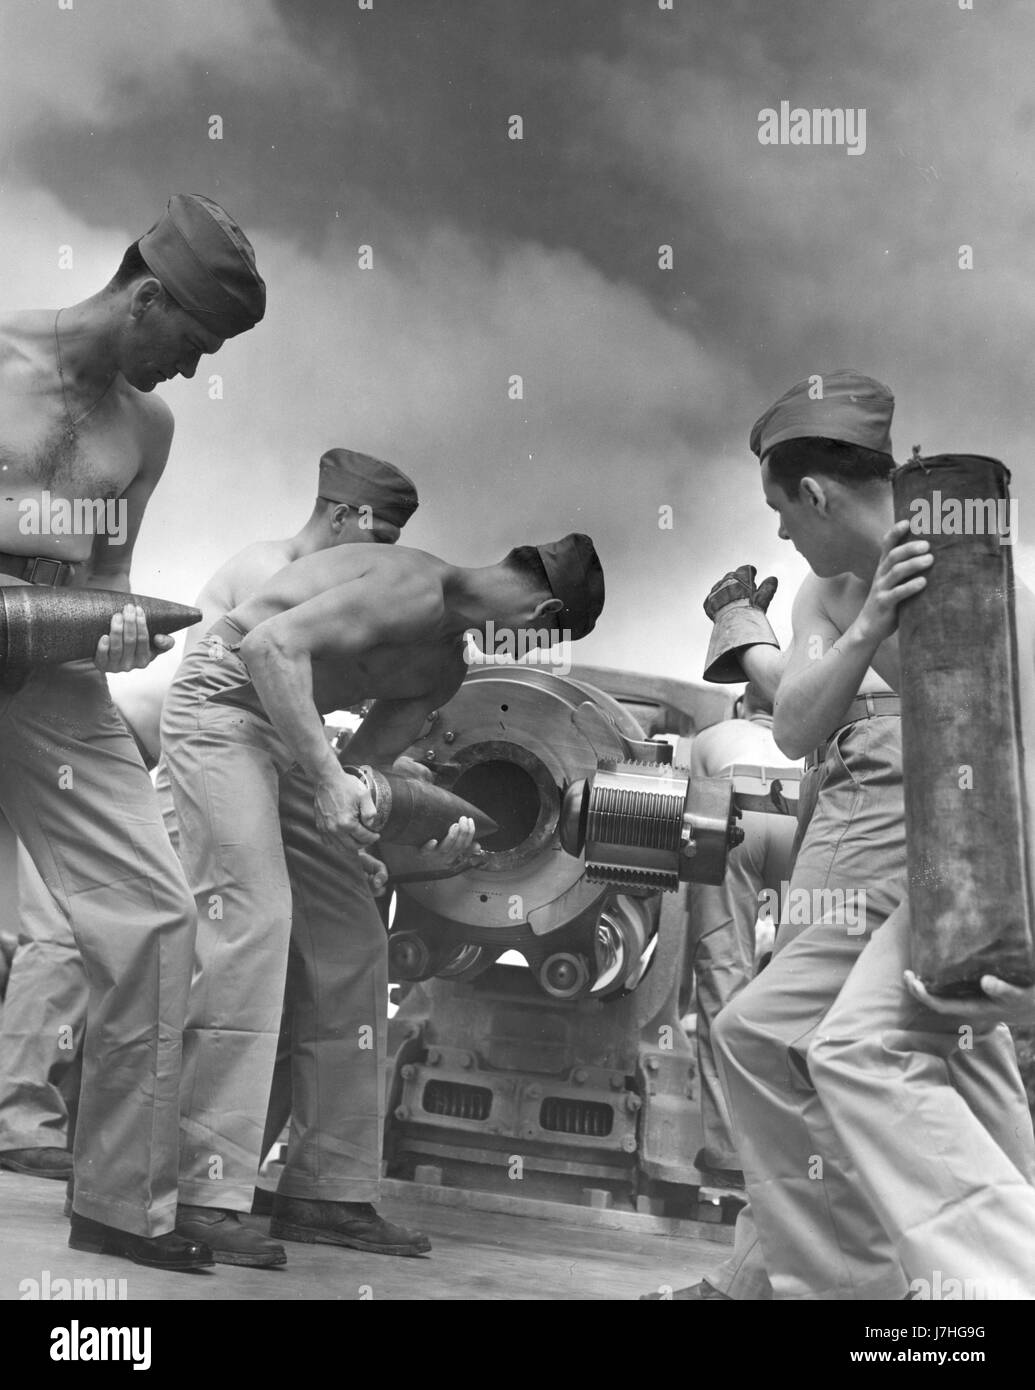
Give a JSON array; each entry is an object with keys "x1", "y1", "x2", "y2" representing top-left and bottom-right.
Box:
[{"x1": 24, "y1": 557, "x2": 65, "y2": 586}]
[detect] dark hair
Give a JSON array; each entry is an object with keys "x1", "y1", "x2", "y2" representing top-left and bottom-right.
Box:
[
  {"x1": 766, "y1": 436, "x2": 895, "y2": 498},
  {"x1": 741, "y1": 680, "x2": 773, "y2": 717},
  {"x1": 109, "y1": 241, "x2": 149, "y2": 289},
  {"x1": 504, "y1": 544, "x2": 551, "y2": 592},
  {"x1": 109, "y1": 241, "x2": 173, "y2": 306}
]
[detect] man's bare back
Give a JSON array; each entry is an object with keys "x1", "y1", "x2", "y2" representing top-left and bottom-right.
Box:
[
  {"x1": 229, "y1": 544, "x2": 469, "y2": 713},
  {"x1": 217, "y1": 531, "x2": 584, "y2": 856},
  {"x1": 185, "y1": 539, "x2": 297, "y2": 653}
]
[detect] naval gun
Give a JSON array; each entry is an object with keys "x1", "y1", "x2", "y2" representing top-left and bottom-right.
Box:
[{"x1": 381, "y1": 664, "x2": 797, "y2": 1215}]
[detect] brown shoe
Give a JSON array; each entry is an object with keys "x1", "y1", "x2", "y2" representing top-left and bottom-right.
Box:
[
  {"x1": 640, "y1": 1279, "x2": 731, "y2": 1301},
  {"x1": 270, "y1": 1196, "x2": 431, "y2": 1257},
  {"x1": 176, "y1": 1206, "x2": 286, "y2": 1268},
  {"x1": 0, "y1": 1146, "x2": 73, "y2": 1180}
]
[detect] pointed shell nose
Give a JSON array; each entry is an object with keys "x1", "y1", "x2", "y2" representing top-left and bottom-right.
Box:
[
  {"x1": 343, "y1": 763, "x2": 499, "y2": 846},
  {"x1": 0, "y1": 586, "x2": 201, "y2": 681}
]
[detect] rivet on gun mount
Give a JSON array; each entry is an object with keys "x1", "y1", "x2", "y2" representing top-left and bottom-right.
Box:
[
  {"x1": 342, "y1": 763, "x2": 499, "y2": 847},
  {"x1": 560, "y1": 760, "x2": 743, "y2": 891},
  {"x1": 0, "y1": 586, "x2": 202, "y2": 690}
]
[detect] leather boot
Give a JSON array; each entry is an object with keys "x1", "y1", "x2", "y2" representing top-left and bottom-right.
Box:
[
  {"x1": 176, "y1": 1205, "x2": 286, "y2": 1268},
  {"x1": 270, "y1": 1195, "x2": 431, "y2": 1257}
]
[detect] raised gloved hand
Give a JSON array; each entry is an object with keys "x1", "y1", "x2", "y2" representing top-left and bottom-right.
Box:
[
  {"x1": 703, "y1": 565, "x2": 778, "y2": 620},
  {"x1": 702, "y1": 565, "x2": 780, "y2": 683}
]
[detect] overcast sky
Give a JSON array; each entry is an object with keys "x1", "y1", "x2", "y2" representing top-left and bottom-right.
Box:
[{"x1": 2, "y1": 0, "x2": 1032, "y2": 695}]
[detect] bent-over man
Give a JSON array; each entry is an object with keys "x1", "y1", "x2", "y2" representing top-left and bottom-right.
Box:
[{"x1": 162, "y1": 530, "x2": 604, "y2": 1262}]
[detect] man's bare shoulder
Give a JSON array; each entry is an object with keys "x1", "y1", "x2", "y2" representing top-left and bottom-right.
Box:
[
  {"x1": 320, "y1": 545, "x2": 448, "y2": 623},
  {"x1": 793, "y1": 570, "x2": 866, "y2": 628},
  {"x1": 0, "y1": 310, "x2": 56, "y2": 374},
  {"x1": 124, "y1": 386, "x2": 173, "y2": 456},
  {"x1": 236, "y1": 537, "x2": 298, "y2": 573},
  {"x1": 689, "y1": 720, "x2": 734, "y2": 776},
  {"x1": 301, "y1": 543, "x2": 443, "y2": 586},
  {"x1": 795, "y1": 569, "x2": 856, "y2": 604},
  {"x1": 242, "y1": 543, "x2": 448, "y2": 625},
  {"x1": 0, "y1": 309, "x2": 50, "y2": 339},
  {"x1": 199, "y1": 538, "x2": 294, "y2": 605},
  {"x1": 134, "y1": 386, "x2": 174, "y2": 430},
  {"x1": 0, "y1": 307, "x2": 172, "y2": 435}
]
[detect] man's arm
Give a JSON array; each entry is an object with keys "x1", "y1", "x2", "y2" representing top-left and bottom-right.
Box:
[
  {"x1": 740, "y1": 643, "x2": 789, "y2": 703},
  {"x1": 89, "y1": 400, "x2": 176, "y2": 672},
  {"x1": 240, "y1": 579, "x2": 432, "y2": 850},
  {"x1": 771, "y1": 576, "x2": 872, "y2": 759},
  {"x1": 348, "y1": 673, "x2": 482, "y2": 874},
  {"x1": 700, "y1": 563, "x2": 788, "y2": 701},
  {"x1": 348, "y1": 682, "x2": 464, "y2": 768},
  {"x1": 773, "y1": 521, "x2": 931, "y2": 758},
  {"x1": 241, "y1": 580, "x2": 424, "y2": 782},
  {"x1": 701, "y1": 565, "x2": 780, "y2": 684}
]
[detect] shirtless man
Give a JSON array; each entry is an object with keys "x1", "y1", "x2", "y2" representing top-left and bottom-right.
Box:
[
  {"x1": 0, "y1": 193, "x2": 264, "y2": 1270},
  {"x1": 0, "y1": 449, "x2": 433, "y2": 1222},
  {"x1": 709, "y1": 372, "x2": 1035, "y2": 1298},
  {"x1": 648, "y1": 551, "x2": 904, "y2": 1302},
  {"x1": 166, "y1": 447, "x2": 475, "y2": 1267},
  {"x1": 162, "y1": 530, "x2": 604, "y2": 1263}
]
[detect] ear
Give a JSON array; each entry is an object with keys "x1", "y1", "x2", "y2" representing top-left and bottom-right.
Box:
[
  {"x1": 128, "y1": 276, "x2": 166, "y2": 320},
  {"x1": 531, "y1": 596, "x2": 563, "y2": 622},
  {"x1": 330, "y1": 504, "x2": 352, "y2": 531},
  {"x1": 799, "y1": 476, "x2": 827, "y2": 513}
]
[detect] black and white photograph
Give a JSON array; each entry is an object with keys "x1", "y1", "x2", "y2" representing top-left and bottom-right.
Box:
[{"x1": 0, "y1": 0, "x2": 1032, "y2": 1341}]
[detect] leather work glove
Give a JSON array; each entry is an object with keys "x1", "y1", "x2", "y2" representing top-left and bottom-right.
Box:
[
  {"x1": 702, "y1": 565, "x2": 780, "y2": 683},
  {"x1": 703, "y1": 565, "x2": 778, "y2": 620}
]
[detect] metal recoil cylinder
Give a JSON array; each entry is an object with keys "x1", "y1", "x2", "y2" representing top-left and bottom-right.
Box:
[{"x1": 559, "y1": 761, "x2": 741, "y2": 890}]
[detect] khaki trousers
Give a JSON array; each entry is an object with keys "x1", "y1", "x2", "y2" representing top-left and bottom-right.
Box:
[
  {"x1": 0, "y1": 659, "x2": 196, "y2": 1236},
  {"x1": 810, "y1": 902, "x2": 1035, "y2": 1297},
  {"x1": 711, "y1": 716, "x2": 1035, "y2": 1298},
  {"x1": 162, "y1": 654, "x2": 387, "y2": 1212},
  {"x1": 688, "y1": 808, "x2": 796, "y2": 1170},
  {"x1": 155, "y1": 764, "x2": 296, "y2": 1172},
  {"x1": 0, "y1": 845, "x2": 87, "y2": 1150}
]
